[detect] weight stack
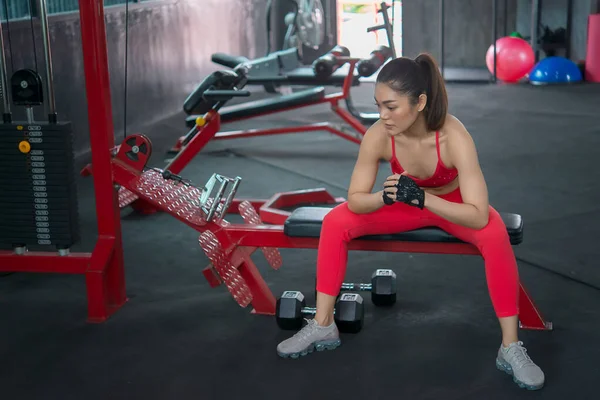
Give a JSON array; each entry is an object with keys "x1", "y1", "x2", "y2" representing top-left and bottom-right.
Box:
[{"x1": 0, "y1": 122, "x2": 80, "y2": 250}]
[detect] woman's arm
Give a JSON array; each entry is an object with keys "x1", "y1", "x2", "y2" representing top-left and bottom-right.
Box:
[
  {"x1": 347, "y1": 127, "x2": 387, "y2": 214},
  {"x1": 424, "y1": 119, "x2": 490, "y2": 229}
]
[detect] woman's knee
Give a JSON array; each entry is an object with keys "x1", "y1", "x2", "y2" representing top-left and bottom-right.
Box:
[
  {"x1": 477, "y1": 208, "x2": 509, "y2": 237},
  {"x1": 322, "y1": 202, "x2": 350, "y2": 228}
]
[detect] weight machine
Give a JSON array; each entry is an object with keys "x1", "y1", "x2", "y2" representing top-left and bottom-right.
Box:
[
  {"x1": 0, "y1": 1, "x2": 553, "y2": 334},
  {"x1": 0, "y1": 0, "x2": 127, "y2": 322},
  {"x1": 266, "y1": 0, "x2": 327, "y2": 57}
]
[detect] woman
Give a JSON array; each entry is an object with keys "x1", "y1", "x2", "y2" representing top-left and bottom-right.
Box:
[{"x1": 276, "y1": 53, "x2": 545, "y2": 391}]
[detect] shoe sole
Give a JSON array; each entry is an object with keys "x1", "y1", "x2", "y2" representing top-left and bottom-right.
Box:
[
  {"x1": 277, "y1": 339, "x2": 341, "y2": 359},
  {"x1": 496, "y1": 358, "x2": 544, "y2": 390}
]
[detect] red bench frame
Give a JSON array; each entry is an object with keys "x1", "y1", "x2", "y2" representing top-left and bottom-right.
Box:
[{"x1": 167, "y1": 59, "x2": 369, "y2": 176}]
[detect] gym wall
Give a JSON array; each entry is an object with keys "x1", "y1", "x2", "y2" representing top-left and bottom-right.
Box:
[
  {"x1": 402, "y1": 0, "x2": 593, "y2": 67},
  {"x1": 401, "y1": 0, "x2": 518, "y2": 67},
  {"x1": 1, "y1": 0, "x2": 269, "y2": 160},
  {"x1": 516, "y1": 0, "x2": 594, "y2": 62}
]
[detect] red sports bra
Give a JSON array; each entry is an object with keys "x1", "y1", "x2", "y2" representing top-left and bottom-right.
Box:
[{"x1": 390, "y1": 131, "x2": 458, "y2": 188}]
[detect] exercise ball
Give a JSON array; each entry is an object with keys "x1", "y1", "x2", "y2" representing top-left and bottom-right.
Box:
[
  {"x1": 529, "y1": 56, "x2": 583, "y2": 85},
  {"x1": 485, "y1": 37, "x2": 535, "y2": 83}
]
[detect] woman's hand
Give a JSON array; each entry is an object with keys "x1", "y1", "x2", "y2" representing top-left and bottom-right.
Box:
[{"x1": 382, "y1": 172, "x2": 425, "y2": 209}]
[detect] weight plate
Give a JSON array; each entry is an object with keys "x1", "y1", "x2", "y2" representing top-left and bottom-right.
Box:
[
  {"x1": 0, "y1": 187, "x2": 75, "y2": 196},
  {"x1": 0, "y1": 234, "x2": 78, "y2": 242},
  {"x1": 0, "y1": 220, "x2": 75, "y2": 229}
]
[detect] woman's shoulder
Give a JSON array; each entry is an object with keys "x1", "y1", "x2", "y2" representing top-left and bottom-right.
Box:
[
  {"x1": 363, "y1": 119, "x2": 390, "y2": 145},
  {"x1": 440, "y1": 114, "x2": 478, "y2": 161},
  {"x1": 440, "y1": 114, "x2": 473, "y2": 143},
  {"x1": 359, "y1": 119, "x2": 391, "y2": 159}
]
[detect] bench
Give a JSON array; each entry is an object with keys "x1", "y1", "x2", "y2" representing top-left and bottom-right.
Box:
[
  {"x1": 185, "y1": 87, "x2": 325, "y2": 128},
  {"x1": 284, "y1": 207, "x2": 524, "y2": 245}
]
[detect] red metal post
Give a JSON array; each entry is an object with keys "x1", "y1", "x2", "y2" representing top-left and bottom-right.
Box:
[{"x1": 79, "y1": 0, "x2": 127, "y2": 319}]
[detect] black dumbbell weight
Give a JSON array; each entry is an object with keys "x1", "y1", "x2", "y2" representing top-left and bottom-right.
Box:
[
  {"x1": 276, "y1": 290, "x2": 364, "y2": 333},
  {"x1": 339, "y1": 269, "x2": 397, "y2": 306}
]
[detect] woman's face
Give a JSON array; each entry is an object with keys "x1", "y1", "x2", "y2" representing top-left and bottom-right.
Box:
[{"x1": 374, "y1": 83, "x2": 426, "y2": 135}]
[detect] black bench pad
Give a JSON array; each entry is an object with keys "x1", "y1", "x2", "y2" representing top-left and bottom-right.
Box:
[
  {"x1": 186, "y1": 87, "x2": 325, "y2": 127},
  {"x1": 246, "y1": 66, "x2": 361, "y2": 87},
  {"x1": 284, "y1": 207, "x2": 523, "y2": 245}
]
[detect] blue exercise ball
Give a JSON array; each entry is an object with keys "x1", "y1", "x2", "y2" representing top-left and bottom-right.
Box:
[{"x1": 529, "y1": 56, "x2": 583, "y2": 85}]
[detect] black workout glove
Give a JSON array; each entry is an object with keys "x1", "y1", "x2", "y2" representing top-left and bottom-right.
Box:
[{"x1": 383, "y1": 175, "x2": 425, "y2": 209}]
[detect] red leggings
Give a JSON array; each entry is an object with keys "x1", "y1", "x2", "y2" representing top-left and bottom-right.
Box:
[{"x1": 316, "y1": 188, "x2": 519, "y2": 318}]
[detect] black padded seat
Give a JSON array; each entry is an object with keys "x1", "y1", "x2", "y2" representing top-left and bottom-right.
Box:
[
  {"x1": 283, "y1": 207, "x2": 524, "y2": 245},
  {"x1": 246, "y1": 66, "x2": 361, "y2": 87},
  {"x1": 185, "y1": 87, "x2": 325, "y2": 127}
]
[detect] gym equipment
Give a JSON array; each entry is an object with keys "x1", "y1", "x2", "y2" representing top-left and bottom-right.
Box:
[
  {"x1": 18, "y1": 2, "x2": 552, "y2": 333},
  {"x1": 529, "y1": 56, "x2": 583, "y2": 85},
  {"x1": 117, "y1": 45, "x2": 391, "y2": 181},
  {"x1": 80, "y1": 68, "x2": 551, "y2": 332},
  {"x1": 267, "y1": 0, "x2": 326, "y2": 56},
  {"x1": 339, "y1": 269, "x2": 397, "y2": 306},
  {"x1": 366, "y1": 1, "x2": 398, "y2": 59},
  {"x1": 312, "y1": 45, "x2": 350, "y2": 78},
  {"x1": 276, "y1": 290, "x2": 364, "y2": 333},
  {"x1": 0, "y1": 0, "x2": 80, "y2": 254},
  {"x1": 209, "y1": 44, "x2": 390, "y2": 124},
  {"x1": 215, "y1": 1, "x2": 395, "y2": 98},
  {"x1": 0, "y1": 0, "x2": 128, "y2": 323},
  {"x1": 485, "y1": 36, "x2": 535, "y2": 83}
]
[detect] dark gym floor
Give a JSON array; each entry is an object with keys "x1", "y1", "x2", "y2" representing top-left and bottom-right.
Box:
[{"x1": 1, "y1": 81, "x2": 600, "y2": 399}]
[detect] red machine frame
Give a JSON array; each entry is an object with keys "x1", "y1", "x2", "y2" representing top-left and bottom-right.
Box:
[
  {"x1": 0, "y1": 0, "x2": 127, "y2": 322},
  {"x1": 166, "y1": 58, "x2": 368, "y2": 176}
]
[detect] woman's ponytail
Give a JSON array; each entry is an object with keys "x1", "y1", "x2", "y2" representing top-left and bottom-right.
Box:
[{"x1": 415, "y1": 53, "x2": 448, "y2": 131}]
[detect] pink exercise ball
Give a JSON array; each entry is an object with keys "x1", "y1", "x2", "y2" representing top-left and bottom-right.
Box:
[{"x1": 486, "y1": 37, "x2": 535, "y2": 83}]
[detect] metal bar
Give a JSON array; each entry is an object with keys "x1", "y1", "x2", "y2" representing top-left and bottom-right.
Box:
[
  {"x1": 439, "y1": 0, "x2": 444, "y2": 77},
  {"x1": 38, "y1": 0, "x2": 57, "y2": 121},
  {"x1": 493, "y1": 0, "x2": 498, "y2": 82},
  {"x1": 78, "y1": 0, "x2": 126, "y2": 283},
  {"x1": 0, "y1": 16, "x2": 11, "y2": 120},
  {"x1": 565, "y1": 0, "x2": 573, "y2": 59},
  {"x1": 379, "y1": 2, "x2": 396, "y2": 58},
  {"x1": 531, "y1": 0, "x2": 541, "y2": 62},
  {"x1": 503, "y1": 0, "x2": 508, "y2": 36},
  {"x1": 0, "y1": 251, "x2": 91, "y2": 273}
]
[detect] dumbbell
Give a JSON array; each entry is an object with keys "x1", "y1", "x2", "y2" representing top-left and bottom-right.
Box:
[
  {"x1": 276, "y1": 290, "x2": 364, "y2": 333},
  {"x1": 339, "y1": 269, "x2": 397, "y2": 306}
]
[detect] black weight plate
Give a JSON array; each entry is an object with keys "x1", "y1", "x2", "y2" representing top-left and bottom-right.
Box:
[
  {"x1": 0, "y1": 186, "x2": 78, "y2": 195},
  {"x1": 0, "y1": 218, "x2": 77, "y2": 227},
  {"x1": 0, "y1": 205, "x2": 77, "y2": 214},
  {"x1": 0, "y1": 121, "x2": 73, "y2": 130},
  {"x1": 0, "y1": 234, "x2": 78, "y2": 242},
  {"x1": 0, "y1": 173, "x2": 76, "y2": 182},
  {"x1": 0, "y1": 170, "x2": 76, "y2": 178},
  {"x1": 0, "y1": 155, "x2": 75, "y2": 163},
  {"x1": 0, "y1": 226, "x2": 76, "y2": 235},
  {"x1": 0, "y1": 213, "x2": 75, "y2": 222},
  {"x1": 0, "y1": 208, "x2": 76, "y2": 217},
  {"x1": 0, "y1": 188, "x2": 77, "y2": 197},
  {"x1": 0, "y1": 229, "x2": 76, "y2": 241},
  {"x1": 0, "y1": 180, "x2": 77, "y2": 188},
  {"x1": 0, "y1": 185, "x2": 76, "y2": 193},
  {"x1": 0, "y1": 136, "x2": 75, "y2": 145}
]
